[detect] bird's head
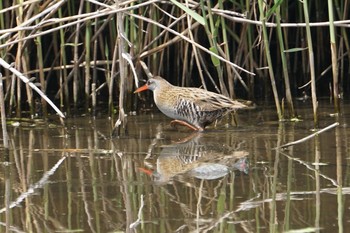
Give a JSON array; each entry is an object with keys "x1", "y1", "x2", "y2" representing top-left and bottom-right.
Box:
[{"x1": 134, "y1": 76, "x2": 169, "y2": 93}]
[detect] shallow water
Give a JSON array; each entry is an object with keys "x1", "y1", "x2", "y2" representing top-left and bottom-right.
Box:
[{"x1": 0, "y1": 102, "x2": 349, "y2": 232}]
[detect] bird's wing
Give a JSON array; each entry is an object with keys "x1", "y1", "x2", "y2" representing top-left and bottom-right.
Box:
[{"x1": 176, "y1": 88, "x2": 243, "y2": 112}]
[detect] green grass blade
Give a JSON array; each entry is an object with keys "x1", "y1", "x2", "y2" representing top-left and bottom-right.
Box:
[
  {"x1": 209, "y1": 46, "x2": 220, "y2": 67},
  {"x1": 284, "y1": 47, "x2": 308, "y2": 53},
  {"x1": 170, "y1": 0, "x2": 205, "y2": 25},
  {"x1": 266, "y1": 0, "x2": 285, "y2": 18}
]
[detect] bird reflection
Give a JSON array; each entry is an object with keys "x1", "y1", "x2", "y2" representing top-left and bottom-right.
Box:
[{"x1": 140, "y1": 132, "x2": 249, "y2": 184}]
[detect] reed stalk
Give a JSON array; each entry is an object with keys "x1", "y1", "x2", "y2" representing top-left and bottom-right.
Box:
[
  {"x1": 274, "y1": 0, "x2": 295, "y2": 118},
  {"x1": 302, "y1": 0, "x2": 318, "y2": 127},
  {"x1": 0, "y1": 0, "x2": 4, "y2": 57},
  {"x1": 184, "y1": 0, "x2": 206, "y2": 90},
  {"x1": 201, "y1": 0, "x2": 228, "y2": 96},
  {"x1": 0, "y1": 1, "x2": 349, "y2": 123},
  {"x1": 22, "y1": 2, "x2": 37, "y2": 118},
  {"x1": 258, "y1": 0, "x2": 282, "y2": 120},
  {"x1": 335, "y1": 0, "x2": 349, "y2": 94},
  {"x1": 73, "y1": 0, "x2": 84, "y2": 110},
  {"x1": 327, "y1": 0, "x2": 339, "y2": 113},
  {"x1": 244, "y1": 1, "x2": 255, "y2": 99},
  {"x1": 91, "y1": 83, "x2": 96, "y2": 116},
  {"x1": 219, "y1": 0, "x2": 235, "y2": 98},
  {"x1": 112, "y1": 0, "x2": 128, "y2": 137},
  {"x1": 15, "y1": 0, "x2": 23, "y2": 118},
  {"x1": 299, "y1": 8, "x2": 307, "y2": 84},
  {"x1": 92, "y1": 16, "x2": 98, "y2": 116},
  {"x1": 105, "y1": 40, "x2": 113, "y2": 117},
  {"x1": 8, "y1": 73, "x2": 16, "y2": 116},
  {"x1": 85, "y1": 1, "x2": 92, "y2": 112},
  {"x1": 58, "y1": 7, "x2": 69, "y2": 114},
  {"x1": 108, "y1": 15, "x2": 117, "y2": 117},
  {"x1": 35, "y1": 12, "x2": 48, "y2": 118},
  {"x1": 0, "y1": 73, "x2": 9, "y2": 149}
]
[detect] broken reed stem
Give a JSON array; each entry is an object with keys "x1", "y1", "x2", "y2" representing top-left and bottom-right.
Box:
[
  {"x1": 0, "y1": 58, "x2": 65, "y2": 118},
  {"x1": 0, "y1": 73, "x2": 9, "y2": 149},
  {"x1": 275, "y1": 122, "x2": 339, "y2": 149}
]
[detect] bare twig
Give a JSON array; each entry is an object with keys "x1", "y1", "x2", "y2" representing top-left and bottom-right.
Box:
[
  {"x1": 275, "y1": 122, "x2": 339, "y2": 149},
  {"x1": 215, "y1": 13, "x2": 350, "y2": 28},
  {"x1": 0, "y1": 59, "x2": 65, "y2": 118},
  {"x1": 131, "y1": 13, "x2": 255, "y2": 76}
]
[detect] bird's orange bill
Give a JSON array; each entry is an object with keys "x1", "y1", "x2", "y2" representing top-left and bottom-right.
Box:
[
  {"x1": 138, "y1": 167, "x2": 153, "y2": 176},
  {"x1": 134, "y1": 84, "x2": 149, "y2": 93}
]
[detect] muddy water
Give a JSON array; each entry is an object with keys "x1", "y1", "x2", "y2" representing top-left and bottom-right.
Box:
[{"x1": 0, "y1": 102, "x2": 349, "y2": 232}]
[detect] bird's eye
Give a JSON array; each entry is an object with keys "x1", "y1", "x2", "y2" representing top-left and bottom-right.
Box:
[{"x1": 147, "y1": 80, "x2": 152, "y2": 85}]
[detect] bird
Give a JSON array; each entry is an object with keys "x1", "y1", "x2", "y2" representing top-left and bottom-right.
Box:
[{"x1": 134, "y1": 76, "x2": 251, "y2": 131}]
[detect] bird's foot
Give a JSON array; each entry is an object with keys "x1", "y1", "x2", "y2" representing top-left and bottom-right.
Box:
[{"x1": 170, "y1": 120, "x2": 203, "y2": 131}]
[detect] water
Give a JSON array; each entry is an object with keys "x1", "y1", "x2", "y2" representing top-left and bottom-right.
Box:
[{"x1": 0, "y1": 102, "x2": 349, "y2": 233}]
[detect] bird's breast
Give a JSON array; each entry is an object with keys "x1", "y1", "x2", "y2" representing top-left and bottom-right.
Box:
[{"x1": 153, "y1": 90, "x2": 178, "y2": 119}]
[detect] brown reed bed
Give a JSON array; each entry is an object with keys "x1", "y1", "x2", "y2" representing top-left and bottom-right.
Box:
[{"x1": 0, "y1": 0, "x2": 348, "y2": 129}]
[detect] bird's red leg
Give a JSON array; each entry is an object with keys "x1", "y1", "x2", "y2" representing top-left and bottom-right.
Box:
[{"x1": 170, "y1": 120, "x2": 203, "y2": 131}]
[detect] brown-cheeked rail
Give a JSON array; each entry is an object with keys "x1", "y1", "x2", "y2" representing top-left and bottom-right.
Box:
[{"x1": 134, "y1": 76, "x2": 252, "y2": 131}]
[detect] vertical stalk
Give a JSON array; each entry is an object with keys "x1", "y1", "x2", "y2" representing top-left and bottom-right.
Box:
[
  {"x1": 184, "y1": 0, "x2": 206, "y2": 90},
  {"x1": 117, "y1": 1, "x2": 126, "y2": 127},
  {"x1": 85, "y1": 1, "x2": 92, "y2": 112},
  {"x1": 112, "y1": 0, "x2": 128, "y2": 136},
  {"x1": 0, "y1": 73, "x2": 9, "y2": 149},
  {"x1": 105, "y1": 40, "x2": 113, "y2": 116},
  {"x1": 73, "y1": 0, "x2": 85, "y2": 110},
  {"x1": 0, "y1": 0, "x2": 4, "y2": 57},
  {"x1": 219, "y1": 0, "x2": 235, "y2": 98},
  {"x1": 258, "y1": 0, "x2": 282, "y2": 120},
  {"x1": 9, "y1": 73, "x2": 16, "y2": 116},
  {"x1": 302, "y1": 0, "x2": 318, "y2": 127},
  {"x1": 35, "y1": 14, "x2": 47, "y2": 118},
  {"x1": 151, "y1": 5, "x2": 159, "y2": 75},
  {"x1": 335, "y1": 0, "x2": 349, "y2": 93},
  {"x1": 275, "y1": 0, "x2": 295, "y2": 118},
  {"x1": 15, "y1": 0, "x2": 24, "y2": 117},
  {"x1": 92, "y1": 17, "x2": 98, "y2": 116},
  {"x1": 58, "y1": 7, "x2": 70, "y2": 114},
  {"x1": 327, "y1": 0, "x2": 339, "y2": 113},
  {"x1": 200, "y1": 0, "x2": 227, "y2": 95},
  {"x1": 245, "y1": 1, "x2": 255, "y2": 99}
]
